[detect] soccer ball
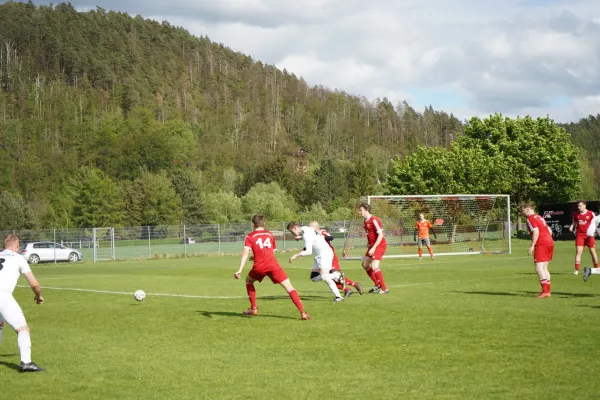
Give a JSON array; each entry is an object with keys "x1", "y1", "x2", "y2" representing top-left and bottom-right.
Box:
[{"x1": 134, "y1": 290, "x2": 146, "y2": 301}]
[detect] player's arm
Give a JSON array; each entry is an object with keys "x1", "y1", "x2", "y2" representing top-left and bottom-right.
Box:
[
  {"x1": 528, "y1": 228, "x2": 539, "y2": 256},
  {"x1": 290, "y1": 231, "x2": 312, "y2": 263},
  {"x1": 370, "y1": 224, "x2": 384, "y2": 253},
  {"x1": 413, "y1": 228, "x2": 417, "y2": 241},
  {"x1": 234, "y1": 246, "x2": 251, "y2": 279},
  {"x1": 569, "y1": 216, "x2": 575, "y2": 232},
  {"x1": 429, "y1": 226, "x2": 437, "y2": 239},
  {"x1": 23, "y1": 271, "x2": 44, "y2": 304}
]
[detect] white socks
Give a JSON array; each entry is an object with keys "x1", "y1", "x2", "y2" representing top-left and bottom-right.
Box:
[
  {"x1": 322, "y1": 275, "x2": 342, "y2": 298},
  {"x1": 18, "y1": 331, "x2": 31, "y2": 364}
]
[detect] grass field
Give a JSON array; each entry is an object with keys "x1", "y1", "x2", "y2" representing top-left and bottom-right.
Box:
[{"x1": 1, "y1": 239, "x2": 599, "y2": 399}]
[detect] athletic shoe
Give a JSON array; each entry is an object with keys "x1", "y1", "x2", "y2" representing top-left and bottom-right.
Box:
[
  {"x1": 355, "y1": 282, "x2": 363, "y2": 295},
  {"x1": 418, "y1": 257, "x2": 422, "y2": 261},
  {"x1": 338, "y1": 270, "x2": 346, "y2": 290},
  {"x1": 583, "y1": 267, "x2": 592, "y2": 282},
  {"x1": 301, "y1": 312, "x2": 311, "y2": 320},
  {"x1": 574, "y1": 270, "x2": 579, "y2": 275},
  {"x1": 368, "y1": 285, "x2": 381, "y2": 293},
  {"x1": 344, "y1": 289, "x2": 353, "y2": 299},
  {"x1": 536, "y1": 292, "x2": 551, "y2": 298},
  {"x1": 20, "y1": 362, "x2": 44, "y2": 373},
  {"x1": 333, "y1": 297, "x2": 344, "y2": 302},
  {"x1": 243, "y1": 308, "x2": 258, "y2": 316},
  {"x1": 377, "y1": 289, "x2": 389, "y2": 294},
  {"x1": 431, "y1": 256, "x2": 435, "y2": 260}
]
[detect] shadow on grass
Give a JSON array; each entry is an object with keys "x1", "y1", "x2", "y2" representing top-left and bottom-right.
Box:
[
  {"x1": 196, "y1": 310, "x2": 298, "y2": 320},
  {"x1": 522, "y1": 291, "x2": 598, "y2": 298},
  {"x1": 0, "y1": 360, "x2": 21, "y2": 372},
  {"x1": 453, "y1": 291, "x2": 523, "y2": 297},
  {"x1": 257, "y1": 294, "x2": 330, "y2": 302},
  {"x1": 578, "y1": 305, "x2": 600, "y2": 309}
]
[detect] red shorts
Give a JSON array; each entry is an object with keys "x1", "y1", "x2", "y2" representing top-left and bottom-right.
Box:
[
  {"x1": 248, "y1": 265, "x2": 288, "y2": 284},
  {"x1": 332, "y1": 253, "x2": 341, "y2": 271},
  {"x1": 575, "y1": 235, "x2": 595, "y2": 248},
  {"x1": 365, "y1": 242, "x2": 387, "y2": 261},
  {"x1": 534, "y1": 245, "x2": 554, "y2": 263}
]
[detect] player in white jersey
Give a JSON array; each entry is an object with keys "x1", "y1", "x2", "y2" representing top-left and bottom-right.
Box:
[
  {"x1": 583, "y1": 213, "x2": 600, "y2": 282},
  {"x1": 287, "y1": 221, "x2": 344, "y2": 301},
  {"x1": 0, "y1": 234, "x2": 45, "y2": 372}
]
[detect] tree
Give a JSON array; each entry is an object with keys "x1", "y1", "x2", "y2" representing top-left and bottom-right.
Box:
[
  {"x1": 71, "y1": 167, "x2": 125, "y2": 227},
  {"x1": 0, "y1": 191, "x2": 38, "y2": 229},
  {"x1": 122, "y1": 171, "x2": 183, "y2": 226},
  {"x1": 203, "y1": 192, "x2": 244, "y2": 223},
  {"x1": 242, "y1": 182, "x2": 297, "y2": 222},
  {"x1": 459, "y1": 114, "x2": 581, "y2": 205},
  {"x1": 170, "y1": 169, "x2": 207, "y2": 224}
]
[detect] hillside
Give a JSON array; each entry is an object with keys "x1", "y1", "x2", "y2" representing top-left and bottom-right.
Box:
[{"x1": 0, "y1": 1, "x2": 597, "y2": 229}]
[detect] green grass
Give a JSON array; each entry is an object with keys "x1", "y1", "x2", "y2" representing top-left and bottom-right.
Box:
[{"x1": 1, "y1": 239, "x2": 599, "y2": 399}]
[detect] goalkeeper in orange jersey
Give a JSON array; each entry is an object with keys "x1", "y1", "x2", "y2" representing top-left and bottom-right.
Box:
[{"x1": 414, "y1": 213, "x2": 436, "y2": 260}]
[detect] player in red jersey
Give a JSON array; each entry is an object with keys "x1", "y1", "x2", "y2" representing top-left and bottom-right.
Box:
[
  {"x1": 234, "y1": 214, "x2": 310, "y2": 320},
  {"x1": 358, "y1": 203, "x2": 388, "y2": 294},
  {"x1": 522, "y1": 203, "x2": 554, "y2": 298},
  {"x1": 414, "y1": 213, "x2": 437, "y2": 260},
  {"x1": 568, "y1": 200, "x2": 598, "y2": 275},
  {"x1": 308, "y1": 221, "x2": 363, "y2": 297}
]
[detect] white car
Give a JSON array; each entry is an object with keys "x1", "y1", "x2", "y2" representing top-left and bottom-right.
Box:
[{"x1": 18, "y1": 242, "x2": 84, "y2": 264}]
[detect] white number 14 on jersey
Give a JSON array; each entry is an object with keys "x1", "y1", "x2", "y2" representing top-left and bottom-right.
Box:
[{"x1": 256, "y1": 237, "x2": 272, "y2": 249}]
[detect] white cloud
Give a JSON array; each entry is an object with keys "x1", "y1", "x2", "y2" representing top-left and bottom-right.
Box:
[{"x1": 35, "y1": 0, "x2": 600, "y2": 122}]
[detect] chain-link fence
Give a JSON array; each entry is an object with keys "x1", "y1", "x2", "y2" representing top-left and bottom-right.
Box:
[{"x1": 0, "y1": 221, "x2": 352, "y2": 263}]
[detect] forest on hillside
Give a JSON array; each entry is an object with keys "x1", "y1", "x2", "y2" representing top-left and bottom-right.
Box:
[{"x1": 0, "y1": 1, "x2": 598, "y2": 229}]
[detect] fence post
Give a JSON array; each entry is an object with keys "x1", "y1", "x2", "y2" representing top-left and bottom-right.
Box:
[
  {"x1": 183, "y1": 224, "x2": 187, "y2": 254},
  {"x1": 148, "y1": 226, "x2": 152, "y2": 259},
  {"x1": 282, "y1": 222, "x2": 286, "y2": 251},
  {"x1": 217, "y1": 223, "x2": 221, "y2": 255},
  {"x1": 53, "y1": 229, "x2": 57, "y2": 264}
]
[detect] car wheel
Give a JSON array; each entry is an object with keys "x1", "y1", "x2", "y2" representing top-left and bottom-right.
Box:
[
  {"x1": 29, "y1": 254, "x2": 40, "y2": 264},
  {"x1": 68, "y1": 252, "x2": 80, "y2": 262}
]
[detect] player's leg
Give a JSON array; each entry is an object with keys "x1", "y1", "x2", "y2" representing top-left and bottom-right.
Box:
[
  {"x1": 425, "y1": 238, "x2": 434, "y2": 260},
  {"x1": 362, "y1": 255, "x2": 380, "y2": 289},
  {"x1": 574, "y1": 240, "x2": 584, "y2": 274},
  {"x1": 243, "y1": 272, "x2": 261, "y2": 315},
  {"x1": 587, "y1": 237, "x2": 598, "y2": 268},
  {"x1": 543, "y1": 262, "x2": 551, "y2": 294},
  {"x1": 417, "y1": 239, "x2": 423, "y2": 260},
  {"x1": 319, "y1": 266, "x2": 343, "y2": 300},
  {"x1": 0, "y1": 295, "x2": 43, "y2": 372},
  {"x1": 371, "y1": 259, "x2": 388, "y2": 293},
  {"x1": 371, "y1": 244, "x2": 388, "y2": 293},
  {"x1": 534, "y1": 262, "x2": 548, "y2": 297},
  {"x1": 0, "y1": 317, "x2": 4, "y2": 344},
  {"x1": 278, "y1": 278, "x2": 310, "y2": 319}
]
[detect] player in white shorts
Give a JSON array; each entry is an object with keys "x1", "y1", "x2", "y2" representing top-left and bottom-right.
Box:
[
  {"x1": 287, "y1": 221, "x2": 344, "y2": 301},
  {"x1": 0, "y1": 234, "x2": 45, "y2": 372}
]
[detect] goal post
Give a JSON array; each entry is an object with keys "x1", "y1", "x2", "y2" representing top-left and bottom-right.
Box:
[
  {"x1": 342, "y1": 194, "x2": 511, "y2": 259},
  {"x1": 92, "y1": 227, "x2": 116, "y2": 262}
]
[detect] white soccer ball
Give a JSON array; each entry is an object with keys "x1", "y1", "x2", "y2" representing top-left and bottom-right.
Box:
[{"x1": 134, "y1": 290, "x2": 146, "y2": 301}]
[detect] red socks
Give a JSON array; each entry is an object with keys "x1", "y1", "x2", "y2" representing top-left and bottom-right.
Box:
[
  {"x1": 427, "y1": 246, "x2": 434, "y2": 257},
  {"x1": 288, "y1": 290, "x2": 305, "y2": 313},
  {"x1": 540, "y1": 280, "x2": 551, "y2": 293},
  {"x1": 344, "y1": 278, "x2": 357, "y2": 288},
  {"x1": 246, "y1": 282, "x2": 257, "y2": 309},
  {"x1": 374, "y1": 269, "x2": 387, "y2": 291},
  {"x1": 595, "y1": 263, "x2": 598, "y2": 269},
  {"x1": 575, "y1": 262, "x2": 580, "y2": 271},
  {"x1": 366, "y1": 267, "x2": 378, "y2": 285}
]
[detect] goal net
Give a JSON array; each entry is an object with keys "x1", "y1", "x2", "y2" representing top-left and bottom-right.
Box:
[{"x1": 342, "y1": 195, "x2": 511, "y2": 259}]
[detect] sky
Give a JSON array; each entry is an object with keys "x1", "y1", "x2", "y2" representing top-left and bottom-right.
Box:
[{"x1": 13, "y1": 0, "x2": 600, "y2": 122}]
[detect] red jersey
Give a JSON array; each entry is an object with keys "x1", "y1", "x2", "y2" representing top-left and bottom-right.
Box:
[
  {"x1": 526, "y1": 214, "x2": 554, "y2": 246},
  {"x1": 573, "y1": 210, "x2": 595, "y2": 236},
  {"x1": 244, "y1": 229, "x2": 278, "y2": 270},
  {"x1": 364, "y1": 216, "x2": 387, "y2": 247}
]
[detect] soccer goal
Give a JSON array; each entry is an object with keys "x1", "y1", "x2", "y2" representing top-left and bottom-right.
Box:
[
  {"x1": 342, "y1": 195, "x2": 511, "y2": 259},
  {"x1": 92, "y1": 227, "x2": 116, "y2": 262}
]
